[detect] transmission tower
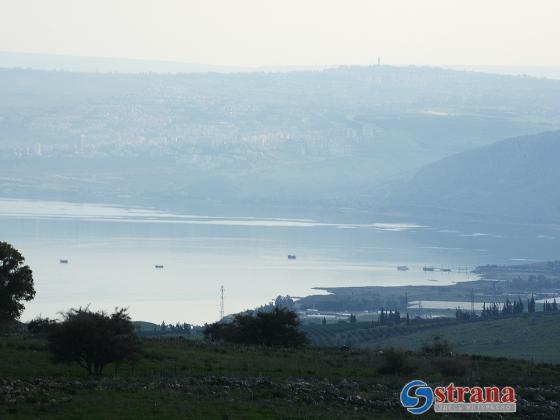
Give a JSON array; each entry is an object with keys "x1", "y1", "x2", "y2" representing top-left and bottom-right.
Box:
[{"x1": 219, "y1": 285, "x2": 225, "y2": 321}]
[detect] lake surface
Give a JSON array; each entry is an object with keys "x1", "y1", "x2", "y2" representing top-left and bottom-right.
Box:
[{"x1": 2, "y1": 198, "x2": 559, "y2": 324}]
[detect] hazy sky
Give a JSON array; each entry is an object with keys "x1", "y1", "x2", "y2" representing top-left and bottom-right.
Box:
[{"x1": 1, "y1": 0, "x2": 559, "y2": 67}]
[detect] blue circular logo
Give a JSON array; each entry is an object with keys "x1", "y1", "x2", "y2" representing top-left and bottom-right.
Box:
[{"x1": 400, "y1": 379, "x2": 434, "y2": 415}]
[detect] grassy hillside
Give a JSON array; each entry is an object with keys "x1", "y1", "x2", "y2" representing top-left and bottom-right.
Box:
[
  {"x1": 304, "y1": 312, "x2": 560, "y2": 363},
  {"x1": 1, "y1": 333, "x2": 560, "y2": 418},
  {"x1": 361, "y1": 312, "x2": 560, "y2": 362},
  {"x1": 303, "y1": 318, "x2": 457, "y2": 348}
]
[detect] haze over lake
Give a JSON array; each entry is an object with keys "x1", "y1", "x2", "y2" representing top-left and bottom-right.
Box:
[{"x1": 3, "y1": 198, "x2": 559, "y2": 324}]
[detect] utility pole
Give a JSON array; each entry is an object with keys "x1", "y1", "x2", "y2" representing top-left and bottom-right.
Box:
[{"x1": 219, "y1": 285, "x2": 224, "y2": 321}]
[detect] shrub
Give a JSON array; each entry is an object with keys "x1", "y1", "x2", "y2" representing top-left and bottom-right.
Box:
[
  {"x1": 377, "y1": 348, "x2": 414, "y2": 375},
  {"x1": 204, "y1": 307, "x2": 308, "y2": 347},
  {"x1": 27, "y1": 316, "x2": 58, "y2": 334},
  {"x1": 433, "y1": 357, "x2": 467, "y2": 377},
  {"x1": 421, "y1": 335, "x2": 451, "y2": 356},
  {"x1": 48, "y1": 307, "x2": 140, "y2": 376}
]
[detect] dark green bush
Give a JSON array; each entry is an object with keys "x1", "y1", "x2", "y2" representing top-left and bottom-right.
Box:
[
  {"x1": 377, "y1": 348, "x2": 414, "y2": 375},
  {"x1": 204, "y1": 307, "x2": 308, "y2": 348},
  {"x1": 433, "y1": 357, "x2": 467, "y2": 377},
  {"x1": 48, "y1": 307, "x2": 140, "y2": 376},
  {"x1": 421, "y1": 335, "x2": 451, "y2": 356},
  {"x1": 27, "y1": 316, "x2": 57, "y2": 334}
]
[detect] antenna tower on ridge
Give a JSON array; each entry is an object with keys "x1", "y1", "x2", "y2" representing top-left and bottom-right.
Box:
[{"x1": 219, "y1": 285, "x2": 225, "y2": 321}]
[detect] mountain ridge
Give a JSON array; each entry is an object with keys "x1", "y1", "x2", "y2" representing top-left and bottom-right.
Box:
[{"x1": 379, "y1": 130, "x2": 560, "y2": 223}]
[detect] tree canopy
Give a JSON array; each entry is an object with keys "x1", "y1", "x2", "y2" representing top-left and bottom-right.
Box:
[
  {"x1": 48, "y1": 307, "x2": 139, "y2": 376},
  {"x1": 204, "y1": 307, "x2": 308, "y2": 347},
  {"x1": 0, "y1": 241, "x2": 35, "y2": 320}
]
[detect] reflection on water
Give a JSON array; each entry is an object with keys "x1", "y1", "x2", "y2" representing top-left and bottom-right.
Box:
[
  {"x1": 1, "y1": 198, "x2": 559, "y2": 324},
  {"x1": 0, "y1": 199, "x2": 424, "y2": 230}
]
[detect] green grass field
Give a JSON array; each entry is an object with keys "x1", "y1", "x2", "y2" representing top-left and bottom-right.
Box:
[
  {"x1": 2, "y1": 332, "x2": 560, "y2": 418},
  {"x1": 304, "y1": 312, "x2": 560, "y2": 363},
  {"x1": 361, "y1": 312, "x2": 560, "y2": 362}
]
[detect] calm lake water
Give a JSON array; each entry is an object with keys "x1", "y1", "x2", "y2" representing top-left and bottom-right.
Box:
[{"x1": 2, "y1": 198, "x2": 559, "y2": 324}]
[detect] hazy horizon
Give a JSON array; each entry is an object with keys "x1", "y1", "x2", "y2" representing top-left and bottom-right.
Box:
[
  {"x1": 2, "y1": 0, "x2": 560, "y2": 68},
  {"x1": 3, "y1": 50, "x2": 560, "y2": 80}
]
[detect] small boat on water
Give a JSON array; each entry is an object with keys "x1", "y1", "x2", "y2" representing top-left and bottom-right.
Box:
[
  {"x1": 397, "y1": 265, "x2": 409, "y2": 271},
  {"x1": 59, "y1": 259, "x2": 69, "y2": 264},
  {"x1": 155, "y1": 265, "x2": 164, "y2": 269},
  {"x1": 288, "y1": 255, "x2": 297, "y2": 260},
  {"x1": 423, "y1": 266, "x2": 435, "y2": 272}
]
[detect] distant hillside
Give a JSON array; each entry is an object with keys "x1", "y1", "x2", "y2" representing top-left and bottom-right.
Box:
[
  {"x1": 446, "y1": 65, "x2": 560, "y2": 80},
  {"x1": 0, "y1": 51, "x2": 331, "y2": 74},
  {"x1": 1, "y1": 66, "x2": 560, "y2": 211},
  {"x1": 0, "y1": 51, "x2": 247, "y2": 74},
  {"x1": 132, "y1": 321, "x2": 160, "y2": 332},
  {"x1": 381, "y1": 130, "x2": 560, "y2": 222}
]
